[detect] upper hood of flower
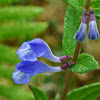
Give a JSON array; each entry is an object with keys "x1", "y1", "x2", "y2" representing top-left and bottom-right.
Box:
[{"x1": 17, "y1": 38, "x2": 61, "y2": 62}]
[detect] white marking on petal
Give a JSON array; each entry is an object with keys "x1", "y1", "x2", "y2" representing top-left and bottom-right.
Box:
[
  {"x1": 12, "y1": 69, "x2": 30, "y2": 84},
  {"x1": 17, "y1": 42, "x2": 37, "y2": 61}
]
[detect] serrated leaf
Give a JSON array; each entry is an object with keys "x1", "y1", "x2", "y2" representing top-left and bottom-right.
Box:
[
  {"x1": 68, "y1": 0, "x2": 86, "y2": 12},
  {"x1": 66, "y1": 82, "x2": 100, "y2": 100},
  {"x1": 63, "y1": 5, "x2": 81, "y2": 56},
  {"x1": 70, "y1": 53, "x2": 99, "y2": 73},
  {"x1": 29, "y1": 84, "x2": 49, "y2": 100}
]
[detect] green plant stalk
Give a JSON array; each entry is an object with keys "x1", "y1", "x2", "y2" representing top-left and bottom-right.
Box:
[{"x1": 61, "y1": 0, "x2": 91, "y2": 100}]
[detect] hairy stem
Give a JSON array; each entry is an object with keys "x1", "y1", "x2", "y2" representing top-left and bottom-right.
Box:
[{"x1": 61, "y1": 0, "x2": 91, "y2": 100}]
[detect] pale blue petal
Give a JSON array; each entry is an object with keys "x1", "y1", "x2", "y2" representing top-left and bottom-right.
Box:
[
  {"x1": 88, "y1": 21, "x2": 99, "y2": 40},
  {"x1": 74, "y1": 22, "x2": 87, "y2": 42},
  {"x1": 12, "y1": 68, "x2": 30, "y2": 84},
  {"x1": 17, "y1": 42, "x2": 37, "y2": 62}
]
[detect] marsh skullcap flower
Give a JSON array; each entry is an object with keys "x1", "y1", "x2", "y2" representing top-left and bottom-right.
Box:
[
  {"x1": 17, "y1": 38, "x2": 61, "y2": 62},
  {"x1": 17, "y1": 38, "x2": 72, "y2": 62},
  {"x1": 12, "y1": 61, "x2": 63, "y2": 84},
  {"x1": 74, "y1": 9, "x2": 88, "y2": 42},
  {"x1": 13, "y1": 38, "x2": 73, "y2": 84},
  {"x1": 88, "y1": 9, "x2": 99, "y2": 40}
]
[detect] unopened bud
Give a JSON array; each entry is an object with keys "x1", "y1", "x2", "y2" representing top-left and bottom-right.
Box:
[
  {"x1": 74, "y1": 9, "x2": 88, "y2": 42},
  {"x1": 60, "y1": 62, "x2": 76, "y2": 70},
  {"x1": 60, "y1": 55, "x2": 72, "y2": 62},
  {"x1": 89, "y1": 8, "x2": 96, "y2": 21},
  {"x1": 88, "y1": 8, "x2": 99, "y2": 40},
  {"x1": 81, "y1": 9, "x2": 88, "y2": 24}
]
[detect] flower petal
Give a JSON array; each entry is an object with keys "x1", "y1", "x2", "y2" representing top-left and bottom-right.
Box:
[
  {"x1": 88, "y1": 21, "x2": 99, "y2": 40},
  {"x1": 17, "y1": 42, "x2": 37, "y2": 62},
  {"x1": 16, "y1": 61, "x2": 63, "y2": 78},
  {"x1": 27, "y1": 38, "x2": 61, "y2": 62},
  {"x1": 17, "y1": 39, "x2": 60, "y2": 62},
  {"x1": 74, "y1": 22, "x2": 87, "y2": 42},
  {"x1": 12, "y1": 68, "x2": 30, "y2": 84}
]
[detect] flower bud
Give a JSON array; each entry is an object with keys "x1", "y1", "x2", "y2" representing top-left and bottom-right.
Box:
[
  {"x1": 60, "y1": 55, "x2": 72, "y2": 62},
  {"x1": 74, "y1": 9, "x2": 88, "y2": 42},
  {"x1": 60, "y1": 62, "x2": 76, "y2": 70},
  {"x1": 88, "y1": 9, "x2": 99, "y2": 40}
]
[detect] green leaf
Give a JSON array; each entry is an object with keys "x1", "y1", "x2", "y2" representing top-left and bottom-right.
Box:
[
  {"x1": 64, "y1": 0, "x2": 68, "y2": 2},
  {"x1": 94, "y1": 10, "x2": 100, "y2": 18},
  {"x1": 54, "y1": 93, "x2": 60, "y2": 100},
  {"x1": 0, "y1": 64, "x2": 14, "y2": 80},
  {"x1": 90, "y1": 0, "x2": 100, "y2": 8},
  {"x1": 0, "y1": 0, "x2": 28, "y2": 6},
  {"x1": 90, "y1": 0, "x2": 100, "y2": 18},
  {"x1": 0, "y1": 85, "x2": 33, "y2": 100},
  {"x1": 62, "y1": 5, "x2": 81, "y2": 56},
  {"x1": 66, "y1": 82, "x2": 100, "y2": 100},
  {"x1": 0, "y1": 44, "x2": 20, "y2": 64},
  {"x1": 68, "y1": 0, "x2": 86, "y2": 12},
  {"x1": 0, "y1": 0, "x2": 26, "y2": 5},
  {"x1": 29, "y1": 84, "x2": 49, "y2": 100},
  {"x1": 0, "y1": 22, "x2": 48, "y2": 41},
  {"x1": 70, "y1": 53, "x2": 99, "y2": 74},
  {"x1": 0, "y1": 6, "x2": 44, "y2": 22}
]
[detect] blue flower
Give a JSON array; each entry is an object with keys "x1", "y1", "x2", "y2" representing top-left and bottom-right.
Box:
[
  {"x1": 74, "y1": 22, "x2": 87, "y2": 42},
  {"x1": 17, "y1": 38, "x2": 61, "y2": 62},
  {"x1": 12, "y1": 61, "x2": 63, "y2": 84},
  {"x1": 88, "y1": 21, "x2": 99, "y2": 40},
  {"x1": 74, "y1": 9, "x2": 88, "y2": 42},
  {"x1": 88, "y1": 9, "x2": 99, "y2": 40},
  {"x1": 12, "y1": 68, "x2": 30, "y2": 84},
  {"x1": 13, "y1": 38, "x2": 72, "y2": 84}
]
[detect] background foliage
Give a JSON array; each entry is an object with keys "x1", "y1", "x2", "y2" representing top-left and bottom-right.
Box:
[{"x1": 0, "y1": 0, "x2": 48, "y2": 99}]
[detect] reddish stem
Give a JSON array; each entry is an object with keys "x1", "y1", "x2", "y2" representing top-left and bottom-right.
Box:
[{"x1": 61, "y1": 0, "x2": 91, "y2": 100}]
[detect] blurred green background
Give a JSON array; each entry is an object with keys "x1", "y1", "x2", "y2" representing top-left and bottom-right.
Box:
[{"x1": 0, "y1": 0, "x2": 100, "y2": 100}]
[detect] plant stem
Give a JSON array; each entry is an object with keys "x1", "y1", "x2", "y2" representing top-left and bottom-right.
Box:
[
  {"x1": 61, "y1": 0, "x2": 91, "y2": 100},
  {"x1": 85, "y1": 0, "x2": 91, "y2": 10},
  {"x1": 61, "y1": 42, "x2": 81, "y2": 100},
  {"x1": 72, "y1": 42, "x2": 81, "y2": 62},
  {"x1": 61, "y1": 70, "x2": 73, "y2": 100}
]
